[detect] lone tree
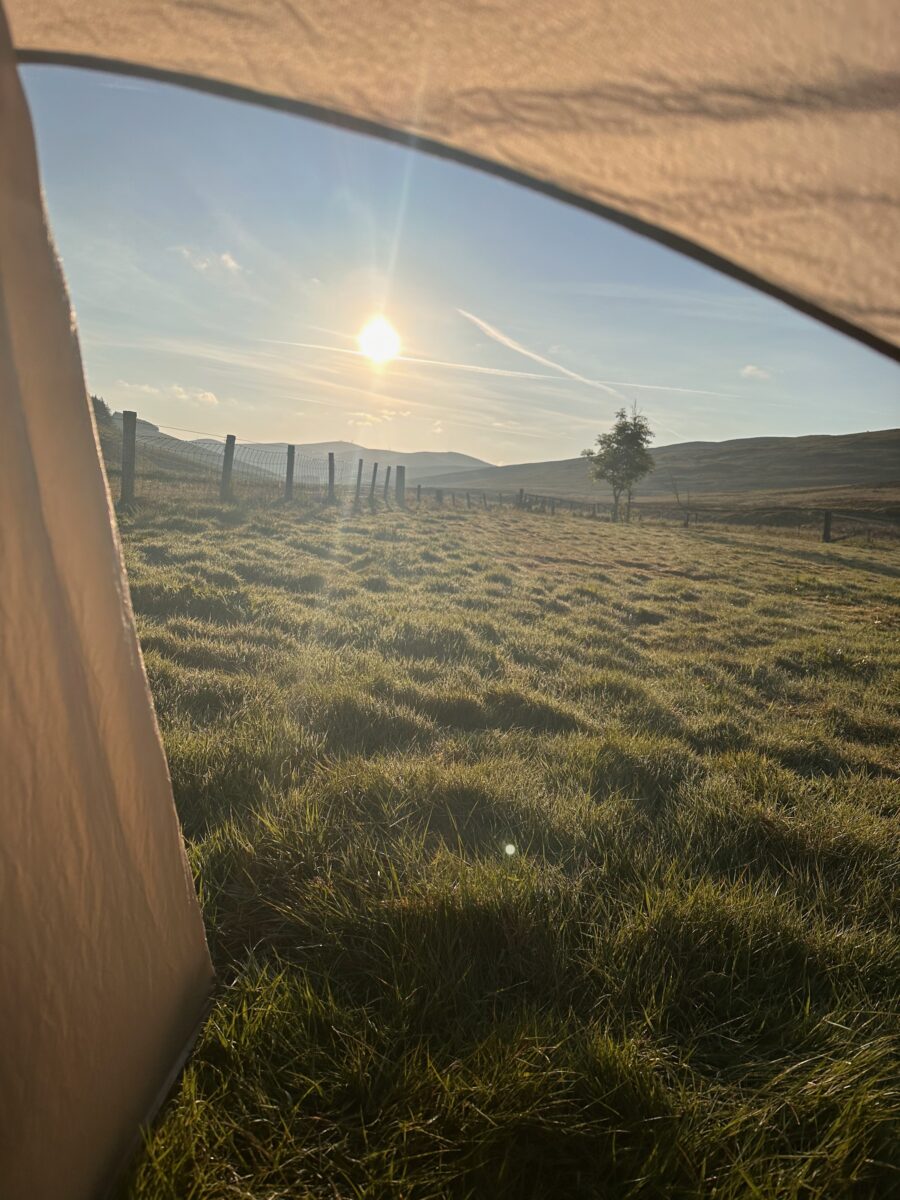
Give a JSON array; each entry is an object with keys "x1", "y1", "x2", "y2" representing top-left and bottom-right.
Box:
[{"x1": 582, "y1": 406, "x2": 655, "y2": 521}]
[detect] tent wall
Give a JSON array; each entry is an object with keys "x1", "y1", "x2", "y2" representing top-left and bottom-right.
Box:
[
  {"x1": 7, "y1": 0, "x2": 900, "y2": 357},
  {"x1": 0, "y1": 8, "x2": 213, "y2": 1199}
]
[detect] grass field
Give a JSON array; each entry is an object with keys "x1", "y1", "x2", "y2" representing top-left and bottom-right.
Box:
[{"x1": 117, "y1": 498, "x2": 900, "y2": 1199}]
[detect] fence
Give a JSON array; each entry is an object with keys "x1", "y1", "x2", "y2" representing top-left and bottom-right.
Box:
[{"x1": 102, "y1": 412, "x2": 899, "y2": 544}]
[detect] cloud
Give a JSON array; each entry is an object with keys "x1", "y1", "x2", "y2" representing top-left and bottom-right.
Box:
[
  {"x1": 740, "y1": 364, "x2": 771, "y2": 380},
  {"x1": 457, "y1": 311, "x2": 738, "y2": 400},
  {"x1": 116, "y1": 379, "x2": 161, "y2": 396},
  {"x1": 175, "y1": 246, "x2": 243, "y2": 274},
  {"x1": 170, "y1": 384, "x2": 219, "y2": 406},
  {"x1": 346, "y1": 407, "x2": 409, "y2": 428},
  {"x1": 458, "y1": 309, "x2": 628, "y2": 401},
  {"x1": 262, "y1": 336, "x2": 736, "y2": 399},
  {"x1": 432, "y1": 420, "x2": 444, "y2": 434}
]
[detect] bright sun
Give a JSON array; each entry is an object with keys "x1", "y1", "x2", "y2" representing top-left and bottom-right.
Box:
[{"x1": 358, "y1": 315, "x2": 401, "y2": 364}]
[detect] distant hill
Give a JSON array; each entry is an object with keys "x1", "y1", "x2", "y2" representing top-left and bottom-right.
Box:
[
  {"x1": 419, "y1": 429, "x2": 900, "y2": 503},
  {"x1": 192, "y1": 438, "x2": 490, "y2": 483}
]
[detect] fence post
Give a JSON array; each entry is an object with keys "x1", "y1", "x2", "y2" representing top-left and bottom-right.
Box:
[
  {"x1": 436, "y1": 488, "x2": 444, "y2": 506},
  {"x1": 499, "y1": 493, "x2": 503, "y2": 506},
  {"x1": 416, "y1": 482, "x2": 421, "y2": 506},
  {"x1": 550, "y1": 498, "x2": 556, "y2": 516},
  {"x1": 285, "y1": 444, "x2": 295, "y2": 501},
  {"x1": 383, "y1": 464, "x2": 392, "y2": 501},
  {"x1": 327, "y1": 451, "x2": 336, "y2": 503},
  {"x1": 369, "y1": 462, "x2": 379, "y2": 502},
  {"x1": 466, "y1": 491, "x2": 471, "y2": 509},
  {"x1": 396, "y1": 464, "x2": 406, "y2": 506},
  {"x1": 220, "y1": 434, "x2": 236, "y2": 500},
  {"x1": 355, "y1": 457, "x2": 364, "y2": 504},
  {"x1": 451, "y1": 491, "x2": 456, "y2": 507},
  {"x1": 518, "y1": 487, "x2": 525, "y2": 509},
  {"x1": 482, "y1": 491, "x2": 488, "y2": 510},
  {"x1": 822, "y1": 511, "x2": 833, "y2": 543},
  {"x1": 120, "y1": 409, "x2": 137, "y2": 504}
]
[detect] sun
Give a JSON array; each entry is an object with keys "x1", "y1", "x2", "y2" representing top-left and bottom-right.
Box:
[{"x1": 358, "y1": 315, "x2": 401, "y2": 365}]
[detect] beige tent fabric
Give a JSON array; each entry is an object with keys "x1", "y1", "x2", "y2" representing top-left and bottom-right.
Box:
[
  {"x1": 0, "y1": 8, "x2": 213, "y2": 1199},
  {"x1": 8, "y1": 0, "x2": 900, "y2": 356}
]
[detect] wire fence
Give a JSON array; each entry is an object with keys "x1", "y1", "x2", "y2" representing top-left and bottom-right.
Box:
[{"x1": 98, "y1": 412, "x2": 900, "y2": 545}]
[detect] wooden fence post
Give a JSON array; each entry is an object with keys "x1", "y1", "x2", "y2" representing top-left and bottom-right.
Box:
[
  {"x1": 416, "y1": 483, "x2": 422, "y2": 506},
  {"x1": 518, "y1": 487, "x2": 525, "y2": 509},
  {"x1": 220, "y1": 434, "x2": 236, "y2": 500},
  {"x1": 327, "y1": 451, "x2": 336, "y2": 502},
  {"x1": 550, "y1": 498, "x2": 556, "y2": 516},
  {"x1": 285, "y1": 444, "x2": 295, "y2": 501},
  {"x1": 436, "y1": 488, "x2": 444, "y2": 506},
  {"x1": 395, "y1": 464, "x2": 406, "y2": 506},
  {"x1": 383, "y1": 464, "x2": 392, "y2": 501},
  {"x1": 355, "y1": 458, "x2": 364, "y2": 504},
  {"x1": 466, "y1": 491, "x2": 471, "y2": 509},
  {"x1": 120, "y1": 409, "x2": 137, "y2": 504},
  {"x1": 451, "y1": 491, "x2": 456, "y2": 507},
  {"x1": 822, "y1": 511, "x2": 833, "y2": 543},
  {"x1": 482, "y1": 492, "x2": 488, "y2": 509},
  {"x1": 369, "y1": 462, "x2": 379, "y2": 502}
]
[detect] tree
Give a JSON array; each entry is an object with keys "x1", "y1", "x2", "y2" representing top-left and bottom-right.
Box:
[
  {"x1": 582, "y1": 406, "x2": 655, "y2": 521},
  {"x1": 90, "y1": 394, "x2": 112, "y2": 425}
]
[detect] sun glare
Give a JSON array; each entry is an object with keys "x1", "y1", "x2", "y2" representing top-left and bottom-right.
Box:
[{"x1": 358, "y1": 315, "x2": 401, "y2": 365}]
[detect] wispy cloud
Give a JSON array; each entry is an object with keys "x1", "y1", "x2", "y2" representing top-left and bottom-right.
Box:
[
  {"x1": 115, "y1": 379, "x2": 218, "y2": 406},
  {"x1": 538, "y1": 281, "x2": 777, "y2": 325},
  {"x1": 457, "y1": 309, "x2": 629, "y2": 402},
  {"x1": 260, "y1": 338, "x2": 558, "y2": 382},
  {"x1": 116, "y1": 379, "x2": 160, "y2": 396},
  {"x1": 264, "y1": 336, "x2": 734, "y2": 400},
  {"x1": 174, "y1": 246, "x2": 243, "y2": 274},
  {"x1": 740, "y1": 364, "x2": 771, "y2": 380},
  {"x1": 457, "y1": 310, "x2": 739, "y2": 401},
  {"x1": 171, "y1": 384, "x2": 219, "y2": 406}
]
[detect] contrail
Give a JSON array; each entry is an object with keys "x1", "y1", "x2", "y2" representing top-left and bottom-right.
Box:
[
  {"x1": 261, "y1": 334, "x2": 738, "y2": 399},
  {"x1": 260, "y1": 338, "x2": 562, "y2": 382},
  {"x1": 457, "y1": 310, "x2": 737, "y2": 399},
  {"x1": 458, "y1": 310, "x2": 628, "y2": 401}
]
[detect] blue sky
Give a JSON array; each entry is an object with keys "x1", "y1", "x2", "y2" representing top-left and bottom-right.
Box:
[{"x1": 22, "y1": 66, "x2": 899, "y2": 464}]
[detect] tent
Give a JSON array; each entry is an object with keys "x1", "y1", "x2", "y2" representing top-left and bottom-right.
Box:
[{"x1": 0, "y1": 3, "x2": 896, "y2": 1199}]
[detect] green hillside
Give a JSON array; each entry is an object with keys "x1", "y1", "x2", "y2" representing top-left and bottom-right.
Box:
[{"x1": 422, "y1": 428, "x2": 900, "y2": 504}]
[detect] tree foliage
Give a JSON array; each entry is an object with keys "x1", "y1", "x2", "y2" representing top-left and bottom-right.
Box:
[
  {"x1": 91, "y1": 393, "x2": 113, "y2": 425},
  {"x1": 582, "y1": 406, "x2": 655, "y2": 520}
]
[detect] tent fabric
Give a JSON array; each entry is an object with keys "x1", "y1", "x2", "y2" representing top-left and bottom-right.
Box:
[
  {"x1": 8, "y1": 0, "x2": 900, "y2": 358},
  {"x1": 0, "y1": 7, "x2": 213, "y2": 1199}
]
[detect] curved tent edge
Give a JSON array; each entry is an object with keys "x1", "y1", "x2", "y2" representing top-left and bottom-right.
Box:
[{"x1": 16, "y1": 48, "x2": 900, "y2": 366}]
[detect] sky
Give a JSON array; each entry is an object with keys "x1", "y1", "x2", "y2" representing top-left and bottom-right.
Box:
[{"x1": 22, "y1": 66, "x2": 899, "y2": 465}]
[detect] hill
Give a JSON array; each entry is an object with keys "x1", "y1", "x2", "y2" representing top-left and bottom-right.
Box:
[
  {"x1": 419, "y1": 428, "x2": 900, "y2": 503},
  {"x1": 192, "y1": 438, "x2": 490, "y2": 483}
]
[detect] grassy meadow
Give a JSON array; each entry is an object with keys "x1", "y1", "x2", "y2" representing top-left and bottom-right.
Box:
[{"x1": 117, "y1": 498, "x2": 900, "y2": 1198}]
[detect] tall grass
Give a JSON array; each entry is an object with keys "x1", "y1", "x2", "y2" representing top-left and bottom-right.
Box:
[{"x1": 118, "y1": 500, "x2": 899, "y2": 1198}]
